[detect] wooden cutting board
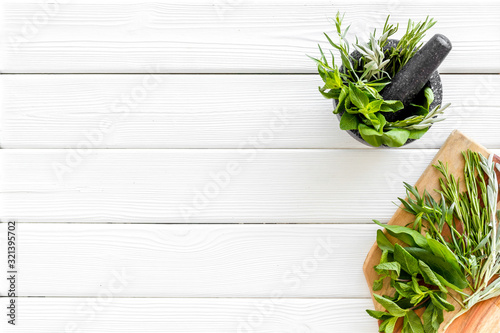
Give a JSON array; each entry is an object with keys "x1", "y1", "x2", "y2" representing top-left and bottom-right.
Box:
[{"x1": 363, "y1": 130, "x2": 500, "y2": 333}]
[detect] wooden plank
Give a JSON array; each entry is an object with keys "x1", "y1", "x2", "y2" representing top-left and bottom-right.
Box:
[
  {"x1": 1, "y1": 0, "x2": 499, "y2": 73},
  {"x1": 0, "y1": 223, "x2": 378, "y2": 297},
  {"x1": 1, "y1": 74, "x2": 499, "y2": 149},
  {"x1": 0, "y1": 148, "x2": 469, "y2": 223},
  {"x1": 2, "y1": 147, "x2": 499, "y2": 223},
  {"x1": 363, "y1": 130, "x2": 500, "y2": 332},
  {"x1": 0, "y1": 297, "x2": 378, "y2": 332}
]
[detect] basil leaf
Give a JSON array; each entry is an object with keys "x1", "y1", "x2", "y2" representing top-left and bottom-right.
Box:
[
  {"x1": 377, "y1": 229, "x2": 395, "y2": 252},
  {"x1": 376, "y1": 113, "x2": 387, "y2": 133},
  {"x1": 373, "y1": 220, "x2": 429, "y2": 249},
  {"x1": 333, "y1": 86, "x2": 348, "y2": 114},
  {"x1": 424, "y1": 87, "x2": 434, "y2": 109},
  {"x1": 373, "y1": 294, "x2": 407, "y2": 317},
  {"x1": 339, "y1": 112, "x2": 359, "y2": 130},
  {"x1": 349, "y1": 82, "x2": 369, "y2": 109},
  {"x1": 358, "y1": 124, "x2": 383, "y2": 147},
  {"x1": 408, "y1": 128, "x2": 429, "y2": 140},
  {"x1": 319, "y1": 86, "x2": 340, "y2": 99},
  {"x1": 364, "y1": 99, "x2": 384, "y2": 114},
  {"x1": 380, "y1": 100, "x2": 404, "y2": 113},
  {"x1": 382, "y1": 128, "x2": 410, "y2": 147}
]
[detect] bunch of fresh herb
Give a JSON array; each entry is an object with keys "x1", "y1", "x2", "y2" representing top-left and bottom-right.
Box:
[
  {"x1": 368, "y1": 150, "x2": 500, "y2": 332},
  {"x1": 310, "y1": 13, "x2": 449, "y2": 147}
]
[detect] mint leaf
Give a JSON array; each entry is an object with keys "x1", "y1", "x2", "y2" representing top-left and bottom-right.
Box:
[
  {"x1": 404, "y1": 310, "x2": 424, "y2": 333},
  {"x1": 377, "y1": 229, "x2": 395, "y2": 252},
  {"x1": 373, "y1": 294, "x2": 407, "y2": 317},
  {"x1": 366, "y1": 309, "x2": 393, "y2": 320},
  {"x1": 430, "y1": 293, "x2": 455, "y2": 312},
  {"x1": 375, "y1": 262, "x2": 401, "y2": 277},
  {"x1": 373, "y1": 277, "x2": 384, "y2": 291},
  {"x1": 380, "y1": 316, "x2": 398, "y2": 333}
]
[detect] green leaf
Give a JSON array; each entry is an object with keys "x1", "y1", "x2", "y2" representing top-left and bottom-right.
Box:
[
  {"x1": 424, "y1": 87, "x2": 434, "y2": 109},
  {"x1": 422, "y1": 304, "x2": 438, "y2": 333},
  {"x1": 382, "y1": 128, "x2": 410, "y2": 147},
  {"x1": 376, "y1": 113, "x2": 387, "y2": 133},
  {"x1": 430, "y1": 292, "x2": 455, "y2": 312},
  {"x1": 373, "y1": 220, "x2": 429, "y2": 249},
  {"x1": 318, "y1": 86, "x2": 340, "y2": 99},
  {"x1": 393, "y1": 281, "x2": 413, "y2": 299},
  {"x1": 380, "y1": 316, "x2": 398, "y2": 333},
  {"x1": 418, "y1": 260, "x2": 447, "y2": 293},
  {"x1": 358, "y1": 124, "x2": 383, "y2": 147},
  {"x1": 363, "y1": 112, "x2": 381, "y2": 128},
  {"x1": 377, "y1": 229, "x2": 395, "y2": 252},
  {"x1": 410, "y1": 104, "x2": 430, "y2": 116},
  {"x1": 373, "y1": 294, "x2": 407, "y2": 317},
  {"x1": 339, "y1": 112, "x2": 360, "y2": 130},
  {"x1": 376, "y1": 262, "x2": 401, "y2": 277},
  {"x1": 323, "y1": 69, "x2": 343, "y2": 90},
  {"x1": 373, "y1": 277, "x2": 384, "y2": 291},
  {"x1": 334, "y1": 86, "x2": 348, "y2": 114},
  {"x1": 349, "y1": 83, "x2": 369, "y2": 109},
  {"x1": 403, "y1": 310, "x2": 424, "y2": 333},
  {"x1": 364, "y1": 100, "x2": 384, "y2": 114},
  {"x1": 394, "y1": 244, "x2": 419, "y2": 276},
  {"x1": 408, "y1": 128, "x2": 429, "y2": 140},
  {"x1": 404, "y1": 247, "x2": 467, "y2": 289},
  {"x1": 380, "y1": 100, "x2": 404, "y2": 113},
  {"x1": 426, "y1": 237, "x2": 461, "y2": 273},
  {"x1": 366, "y1": 309, "x2": 393, "y2": 320}
]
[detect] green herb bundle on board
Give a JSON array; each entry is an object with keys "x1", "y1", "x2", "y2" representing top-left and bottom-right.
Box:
[{"x1": 367, "y1": 150, "x2": 500, "y2": 332}]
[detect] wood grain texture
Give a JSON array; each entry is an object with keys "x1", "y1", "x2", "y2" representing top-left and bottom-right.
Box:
[
  {"x1": 1, "y1": 0, "x2": 499, "y2": 73},
  {"x1": 1, "y1": 74, "x2": 499, "y2": 149},
  {"x1": 363, "y1": 131, "x2": 500, "y2": 332},
  {"x1": 0, "y1": 298, "x2": 378, "y2": 332},
  {"x1": 0, "y1": 223, "x2": 379, "y2": 297},
  {"x1": 6, "y1": 148, "x2": 499, "y2": 223}
]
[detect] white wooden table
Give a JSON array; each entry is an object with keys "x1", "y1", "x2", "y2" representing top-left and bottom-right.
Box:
[{"x1": 0, "y1": 1, "x2": 499, "y2": 332}]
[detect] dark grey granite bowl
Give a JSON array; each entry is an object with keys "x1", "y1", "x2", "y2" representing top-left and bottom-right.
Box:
[{"x1": 335, "y1": 39, "x2": 442, "y2": 148}]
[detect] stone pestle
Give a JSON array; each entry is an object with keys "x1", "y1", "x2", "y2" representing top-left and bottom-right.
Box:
[{"x1": 381, "y1": 34, "x2": 452, "y2": 121}]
